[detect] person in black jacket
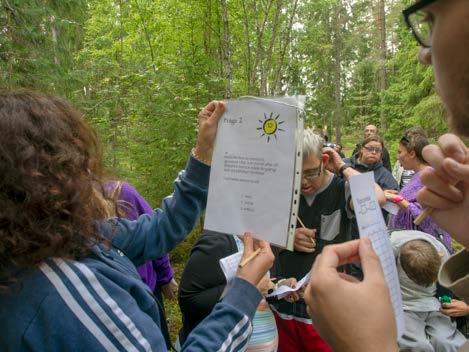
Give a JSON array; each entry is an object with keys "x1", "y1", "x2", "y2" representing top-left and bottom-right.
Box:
[
  {"x1": 351, "y1": 124, "x2": 392, "y2": 171},
  {"x1": 346, "y1": 135, "x2": 399, "y2": 192},
  {"x1": 178, "y1": 231, "x2": 298, "y2": 351},
  {"x1": 270, "y1": 129, "x2": 385, "y2": 352}
]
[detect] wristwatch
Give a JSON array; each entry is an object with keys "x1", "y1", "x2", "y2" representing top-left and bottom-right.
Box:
[{"x1": 338, "y1": 164, "x2": 351, "y2": 178}]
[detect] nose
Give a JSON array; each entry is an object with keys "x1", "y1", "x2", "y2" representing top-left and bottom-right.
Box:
[{"x1": 418, "y1": 47, "x2": 432, "y2": 65}]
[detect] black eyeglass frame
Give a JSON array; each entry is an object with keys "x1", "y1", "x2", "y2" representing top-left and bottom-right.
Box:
[
  {"x1": 302, "y1": 161, "x2": 323, "y2": 181},
  {"x1": 402, "y1": 0, "x2": 438, "y2": 48}
]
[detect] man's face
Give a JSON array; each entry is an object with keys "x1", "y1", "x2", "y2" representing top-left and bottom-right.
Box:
[
  {"x1": 301, "y1": 154, "x2": 326, "y2": 195},
  {"x1": 364, "y1": 125, "x2": 378, "y2": 138},
  {"x1": 419, "y1": 0, "x2": 469, "y2": 136}
]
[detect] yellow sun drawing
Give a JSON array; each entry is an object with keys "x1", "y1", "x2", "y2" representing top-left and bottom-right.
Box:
[{"x1": 257, "y1": 112, "x2": 285, "y2": 142}]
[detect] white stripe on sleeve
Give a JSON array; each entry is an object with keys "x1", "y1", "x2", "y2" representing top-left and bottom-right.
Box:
[
  {"x1": 72, "y1": 261, "x2": 152, "y2": 352},
  {"x1": 39, "y1": 262, "x2": 119, "y2": 352},
  {"x1": 217, "y1": 315, "x2": 250, "y2": 352},
  {"x1": 53, "y1": 259, "x2": 141, "y2": 352},
  {"x1": 228, "y1": 320, "x2": 253, "y2": 352}
]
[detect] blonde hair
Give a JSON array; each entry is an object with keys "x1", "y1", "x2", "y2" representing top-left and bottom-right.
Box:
[{"x1": 303, "y1": 129, "x2": 324, "y2": 159}]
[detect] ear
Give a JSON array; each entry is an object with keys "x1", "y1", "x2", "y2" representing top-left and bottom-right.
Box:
[
  {"x1": 322, "y1": 153, "x2": 330, "y2": 166},
  {"x1": 409, "y1": 150, "x2": 416, "y2": 159}
]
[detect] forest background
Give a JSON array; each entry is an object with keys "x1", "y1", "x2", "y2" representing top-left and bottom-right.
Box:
[{"x1": 0, "y1": 0, "x2": 449, "y2": 342}]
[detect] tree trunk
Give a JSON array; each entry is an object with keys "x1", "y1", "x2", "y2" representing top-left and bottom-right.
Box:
[
  {"x1": 377, "y1": 0, "x2": 387, "y2": 130},
  {"x1": 241, "y1": 0, "x2": 253, "y2": 94},
  {"x1": 333, "y1": 2, "x2": 342, "y2": 144},
  {"x1": 271, "y1": 0, "x2": 298, "y2": 95},
  {"x1": 220, "y1": 0, "x2": 232, "y2": 99},
  {"x1": 50, "y1": 15, "x2": 60, "y2": 65}
]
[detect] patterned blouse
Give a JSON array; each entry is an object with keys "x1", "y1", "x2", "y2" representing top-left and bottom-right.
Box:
[{"x1": 388, "y1": 170, "x2": 453, "y2": 253}]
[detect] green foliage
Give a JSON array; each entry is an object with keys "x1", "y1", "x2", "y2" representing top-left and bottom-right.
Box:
[{"x1": 1, "y1": 0, "x2": 453, "y2": 343}]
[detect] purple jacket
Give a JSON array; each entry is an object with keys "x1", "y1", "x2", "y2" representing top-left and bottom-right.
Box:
[
  {"x1": 388, "y1": 171, "x2": 453, "y2": 252},
  {"x1": 114, "y1": 182, "x2": 174, "y2": 290}
]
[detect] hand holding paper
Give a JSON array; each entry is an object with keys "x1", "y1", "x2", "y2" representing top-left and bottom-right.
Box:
[
  {"x1": 266, "y1": 272, "x2": 310, "y2": 300},
  {"x1": 236, "y1": 233, "x2": 274, "y2": 288},
  {"x1": 194, "y1": 101, "x2": 225, "y2": 164},
  {"x1": 304, "y1": 239, "x2": 398, "y2": 352}
]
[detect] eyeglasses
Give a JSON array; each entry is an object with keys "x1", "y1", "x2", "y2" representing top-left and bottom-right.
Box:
[
  {"x1": 363, "y1": 146, "x2": 382, "y2": 154},
  {"x1": 302, "y1": 161, "x2": 322, "y2": 181},
  {"x1": 403, "y1": 0, "x2": 438, "y2": 48}
]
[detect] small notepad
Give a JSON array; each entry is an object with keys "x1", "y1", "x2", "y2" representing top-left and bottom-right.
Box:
[
  {"x1": 219, "y1": 251, "x2": 243, "y2": 283},
  {"x1": 349, "y1": 172, "x2": 405, "y2": 338}
]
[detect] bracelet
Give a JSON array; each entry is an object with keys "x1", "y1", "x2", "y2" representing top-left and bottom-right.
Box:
[
  {"x1": 191, "y1": 147, "x2": 211, "y2": 166},
  {"x1": 390, "y1": 195, "x2": 404, "y2": 204}
]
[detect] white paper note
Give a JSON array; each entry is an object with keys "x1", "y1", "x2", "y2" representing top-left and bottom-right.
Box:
[
  {"x1": 349, "y1": 172, "x2": 405, "y2": 337},
  {"x1": 383, "y1": 201, "x2": 400, "y2": 216},
  {"x1": 265, "y1": 272, "x2": 310, "y2": 299},
  {"x1": 219, "y1": 251, "x2": 243, "y2": 283},
  {"x1": 205, "y1": 97, "x2": 301, "y2": 248}
]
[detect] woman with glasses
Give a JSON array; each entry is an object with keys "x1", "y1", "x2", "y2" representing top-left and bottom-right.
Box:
[
  {"x1": 345, "y1": 135, "x2": 399, "y2": 196},
  {"x1": 386, "y1": 134, "x2": 454, "y2": 253}
]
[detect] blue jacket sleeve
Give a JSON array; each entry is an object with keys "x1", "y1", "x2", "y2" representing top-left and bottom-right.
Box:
[
  {"x1": 181, "y1": 278, "x2": 262, "y2": 352},
  {"x1": 110, "y1": 156, "x2": 209, "y2": 267}
]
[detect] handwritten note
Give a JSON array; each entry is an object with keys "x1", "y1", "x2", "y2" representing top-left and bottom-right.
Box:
[{"x1": 349, "y1": 172, "x2": 405, "y2": 337}]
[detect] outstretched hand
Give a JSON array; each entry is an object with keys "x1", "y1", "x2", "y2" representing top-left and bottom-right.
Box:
[
  {"x1": 304, "y1": 239, "x2": 397, "y2": 352},
  {"x1": 416, "y1": 133, "x2": 469, "y2": 247},
  {"x1": 194, "y1": 101, "x2": 225, "y2": 165}
]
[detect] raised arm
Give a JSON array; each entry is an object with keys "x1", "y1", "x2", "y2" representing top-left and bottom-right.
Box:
[
  {"x1": 324, "y1": 147, "x2": 386, "y2": 206},
  {"x1": 110, "y1": 101, "x2": 225, "y2": 265}
]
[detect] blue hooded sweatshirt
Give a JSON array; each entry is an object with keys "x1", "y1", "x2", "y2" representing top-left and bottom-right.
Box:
[{"x1": 0, "y1": 156, "x2": 261, "y2": 352}]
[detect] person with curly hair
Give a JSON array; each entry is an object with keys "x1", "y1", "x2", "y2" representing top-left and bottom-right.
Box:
[{"x1": 0, "y1": 91, "x2": 275, "y2": 351}]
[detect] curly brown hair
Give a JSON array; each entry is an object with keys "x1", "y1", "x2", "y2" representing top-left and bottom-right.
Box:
[{"x1": 0, "y1": 91, "x2": 113, "y2": 280}]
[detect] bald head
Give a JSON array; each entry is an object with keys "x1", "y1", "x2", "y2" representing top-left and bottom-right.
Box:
[{"x1": 364, "y1": 125, "x2": 378, "y2": 138}]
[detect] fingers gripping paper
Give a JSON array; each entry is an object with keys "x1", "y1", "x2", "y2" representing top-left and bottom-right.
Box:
[
  {"x1": 349, "y1": 172, "x2": 405, "y2": 338},
  {"x1": 204, "y1": 97, "x2": 303, "y2": 249}
]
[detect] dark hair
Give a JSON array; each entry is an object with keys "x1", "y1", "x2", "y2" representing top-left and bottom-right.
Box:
[
  {"x1": 404, "y1": 127, "x2": 427, "y2": 138},
  {"x1": 400, "y1": 240, "x2": 441, "y2": 287},
  {"x1": 0, "y1": 91, "x2": 112, "y2": 283},
  {"x1": 360, "y1": 135, "x2": 384, "y2": 149},
  {"x1": 358, "y1": 135, "x2": 384, "y2": 161},
  {"x1": 400, "y1": 134, "x2": 429, "y2": 163}
]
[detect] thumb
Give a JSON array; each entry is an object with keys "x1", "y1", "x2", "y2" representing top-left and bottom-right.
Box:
[
  {"x1": 359, "y1": 238, "x2": 385, "y2": 283},
  {"x1": 241, "y1": 232, "x2": 254, "y2": 258}
]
